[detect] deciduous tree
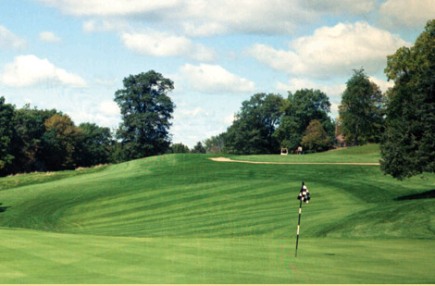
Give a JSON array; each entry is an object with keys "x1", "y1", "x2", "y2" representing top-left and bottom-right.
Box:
[
  {"x1": 339, "y1": 69, "x2": 384, "y2": 145},
  {"x1": 274, "y1": 89, "x2": 333, "y2": 150},
  {"x1": 380, "y1": 20, "x2": 435, "y2": 179},
  {"x1": 0, "y1": 97, "x2": 15, "y2": 174},
  {"x1": 76, "y1": 123, "x2": 113, "y2": 167},
  {"x1": 42, "y1": 114, "x2": 81, "y2": 170},
  {"x1": 114, "y1": 70, "x2": 175, "y2": 159},
  {"x1": 225, "y1": 93, "x2": 284, "y2": 154},
  {"x1": 10, "y1": 105, "x2": 58, "y2": 173},
  {"x1": 301, "y1": 119, "x2": 333, "y2": 152}
]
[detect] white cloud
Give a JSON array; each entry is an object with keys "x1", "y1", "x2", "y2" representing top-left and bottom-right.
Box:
[
  {"x1": 276, "y1": 78, "x2": 345, "y2": 98},
  {"x1": 38, "y1": 0, "x2": 317, "y2": 36},
  {"x1": 177, "y1": 107, "x2": 208, "y2": 119},
  {"x1": 179, "y1": 0, "x2": 307, "y2": 35},
  {"x1": 380, "y1": 0, "x2": 435, "y2": 28},
  {"x1": 250, "y1": 22, "x2": 409, "y2": 79},
  {"x1": 121, "y1": 31, "x2": 214, "y2": 61},
  {"x1": 368, "y1": 76, "x2": 394, "y2": 93},
  {"x1": 0, "y1": 55, "x2": 86, "y2": 88},
  {"x1": 301, "y1": 0, "x2": 376, "y2": 14},
  {"x1": 180, "y1": 63, "x2": 255, "y2": 94},
  {"x1": 99, "y1": 100, "x2": 120, "y2": 116},
  {"x1": 224, "y1": 113, "x2": 236, "y2": 125},
  {"x1": 38, "y1": 0, "x2": 179, "y2": 16},
  {"x1": 82, "y1": 19, "x2": 128, "y2": 33},
  {"x1": 39, "y1": 31, "x2": 61, "y2": 43},
  {"x1": 0, "y1": 25, "x2": 26, "y2": 49},
  {"x1": 67, "y1": 109, "x2": 120, "y2": 129}
]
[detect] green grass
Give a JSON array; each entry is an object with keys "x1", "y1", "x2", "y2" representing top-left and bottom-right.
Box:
[
  {"x1": 229, "y1": 144, "x2": 381, "y2": 163},
  {"x1": 0, "y1": 145, "x2": 434, "y2": 283}
]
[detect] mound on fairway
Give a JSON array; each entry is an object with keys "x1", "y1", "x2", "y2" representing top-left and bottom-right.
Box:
[{"x1": 0, "y1": 146, "x2": 434, "y2": 283}]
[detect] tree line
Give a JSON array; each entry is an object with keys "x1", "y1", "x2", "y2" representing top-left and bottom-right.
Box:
[
  {"x1": 0, "y1": 20, "x2": 433, "y2": 179},
  {"x1": 0, "y1": 100, "x2": 114, "y2": 175},
  {"x1": 204, "y1": 69, "x2": 385, "y2": 155}
]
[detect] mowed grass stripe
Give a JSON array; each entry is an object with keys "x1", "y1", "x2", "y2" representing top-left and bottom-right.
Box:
[
  {"x1": 63, "y1": 181, "x2": 293, "y2": 237},
  {"x1": 3, "y1": 153, "x2": 432, "y2": 239}
]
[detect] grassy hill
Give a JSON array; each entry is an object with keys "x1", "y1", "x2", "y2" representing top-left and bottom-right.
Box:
[{"x1": 0, "y1": 145, "x2": 434, "y2": 283}]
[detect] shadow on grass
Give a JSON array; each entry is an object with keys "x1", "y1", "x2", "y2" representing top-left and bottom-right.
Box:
[
  {"x1": 0, "y1": 203, "x2": 10, "y2": 213},
  {"x1": 395, "y1": 189, "x2": 435, "y2": 201}
]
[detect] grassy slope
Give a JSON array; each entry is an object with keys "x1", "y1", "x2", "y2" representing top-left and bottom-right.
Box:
[
  {"x1": 229, "y1": 144, "x2": 381, "y2": 163},
  {"x1": 0, "y1": 145, "x2": 434, "y2": 283}
]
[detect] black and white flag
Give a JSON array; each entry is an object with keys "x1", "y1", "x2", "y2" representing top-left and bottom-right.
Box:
[{"x1": 297, "y1": 182, "x2": 310, "y2": 203}]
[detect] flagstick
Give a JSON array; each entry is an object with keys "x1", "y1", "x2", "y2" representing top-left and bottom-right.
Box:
[{"x1": 295, "y1": 199, "x2": 303, "y2": 257}]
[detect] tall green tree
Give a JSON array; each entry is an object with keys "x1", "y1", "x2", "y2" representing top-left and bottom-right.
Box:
[
  {"x1": 225, "y1": 93, "x2": 284, "y2": 154},
  {"x1": 274, "y1": 89, "x2": 333, "y2": 150},
  {"x1": 380, "y1": 19, "x2": 435, "y2": 179},
  {"x1": 0, "y1": 97, "x2": 15, "y2": 174},
  {"x1": 114, "y1": 70, "x2": 175, "y2": 160},
  {"x1": 339, "y1": 69, "x2": 384, "y2": 145}
]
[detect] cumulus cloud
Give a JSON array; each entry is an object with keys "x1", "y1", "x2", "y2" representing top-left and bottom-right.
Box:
[
  {"x1": 0, "y1": 25, "x2": 26, "y2": 49},
  {"x1": 180, "y1": 63, "x2": 255, "y2": 94},
  {"x1": 301, "y1": 0, "x2": 376, "y2": 14},
  {"x1": 177, "y1": 107, "x2": 209, "y2": 119},
  {"x1": 121, "y1": 31, "x2": 214, "y2": 61},
  {"x1": 0, "y1": 55, "x2": 86, "y2": 88},
  {"x1": 368, "y1": 76, "x2": 394, "y2": 93},
  {"x1": 380, "y1": 0, "x2": 435, "y2": 28},
  {"x1": 276, "y1": 78, "x2": 346, "y2": 97},
  {"x1": 39, "y1": 31, "x2": 61, "y2": 43},
  {"x1": 250, "y1": 22, "x2": 409, "y2": 79},
  {"x1": 38, "y1": 0, "x2": 316, "y2": 36},
  {"x1": 99, "y1": 100, "x2": 120, "y2": 116},
  {"x1": 38, "y1": 0, "x2": 179, "y2": 16},
  {"x1": 82, "y1": 19, "x2": 128, "y2": 33}
]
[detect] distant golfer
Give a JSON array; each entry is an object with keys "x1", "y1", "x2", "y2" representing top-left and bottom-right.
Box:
[{"x1": 297, "y1": 146, "x2": 303, "y2": 155}]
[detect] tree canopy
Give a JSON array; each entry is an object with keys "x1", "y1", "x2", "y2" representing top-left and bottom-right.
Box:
[
  {"x1": 222, "y1": 89, "x2": 334, "y2": 154},
  {"x1": 301, "y1": 119, "x2": 333, "y2": 152},
  {"x1": 224, "y1": 93, "x2": 284, "y2": 154},
  {"x1": 0, "y1": 97, "x2": 15, "y2": 174},
  {"x1": 114, "y1": 70, "x2": 175, "y2": 160},
  {"x1": 274, "y1": 89, "x2": 333, "y2": 151},
  {"x1": 380, "y1": 19, "x2": 435, "y2": 179},
  {"x1": 339, "y1": 69, "x2": 384, "y2": 146}
]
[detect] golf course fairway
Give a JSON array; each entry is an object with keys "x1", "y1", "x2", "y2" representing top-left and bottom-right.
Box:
[{"x1": 0, "y1": 145, "x2": 434, "y2": 283}]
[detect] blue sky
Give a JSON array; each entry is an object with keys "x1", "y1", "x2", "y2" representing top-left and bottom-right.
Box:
[{"x1": 0, "y1": 0, "x2": 433, "y2": 147}]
